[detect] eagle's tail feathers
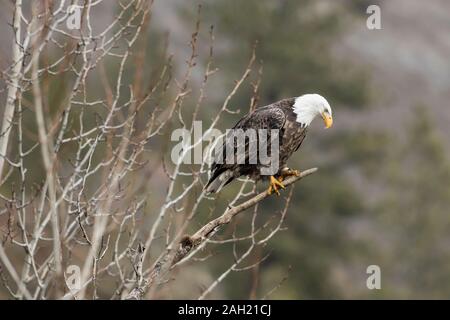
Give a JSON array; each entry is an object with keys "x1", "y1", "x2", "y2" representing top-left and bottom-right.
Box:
[{"x1": 205, "y1": 170, "x2": 234, "y2": 194}]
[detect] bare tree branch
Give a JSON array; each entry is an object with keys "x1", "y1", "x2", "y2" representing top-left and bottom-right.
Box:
[
  {"x1": 125, "y1": 167, "x2": 318, "y2": 299},
  {"x1": 0, "y1": 0, "x2": 22, "y2": 182}
]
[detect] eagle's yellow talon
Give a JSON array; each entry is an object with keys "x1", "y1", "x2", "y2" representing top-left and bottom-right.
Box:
[{"x1": 267, "y1": 175, "x2": 285, "y2": 196}]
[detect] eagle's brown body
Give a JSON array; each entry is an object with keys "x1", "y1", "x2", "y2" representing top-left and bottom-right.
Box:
[{"x1": 205, "y1": 98, "x2": 307, "y2": 193}]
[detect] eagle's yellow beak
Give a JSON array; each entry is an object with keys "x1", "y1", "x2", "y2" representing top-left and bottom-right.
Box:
[{"x1": 322, "y1": 112, "x2": 333, "y2": 129}]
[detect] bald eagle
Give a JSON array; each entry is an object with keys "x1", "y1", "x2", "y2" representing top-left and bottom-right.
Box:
[{"x1": 205, "y1": 94, "x2": 333, "y2": 195}]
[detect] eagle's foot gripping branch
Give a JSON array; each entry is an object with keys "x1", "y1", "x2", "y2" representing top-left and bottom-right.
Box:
[{"x1": 267, "y1": 175, "x2": 286, "y2": 196}]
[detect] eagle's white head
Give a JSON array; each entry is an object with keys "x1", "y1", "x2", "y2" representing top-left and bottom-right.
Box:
[{"x1": 292, "y1": 93, "x2": 333, "y2": 129}]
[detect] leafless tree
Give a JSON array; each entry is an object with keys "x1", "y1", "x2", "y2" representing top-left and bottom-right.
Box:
[{"x1": 0, "y1": 1, "x2": 316, "y2": 300}]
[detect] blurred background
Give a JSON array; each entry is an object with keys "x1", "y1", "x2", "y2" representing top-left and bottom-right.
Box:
[{"x1": 1, "y1": 0, "x2": 450, "y2": 299}]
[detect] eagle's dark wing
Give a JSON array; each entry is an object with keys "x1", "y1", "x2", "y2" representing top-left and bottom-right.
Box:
[
  {"x1": 233, "y1": 105, "x2": 286, "y2": 130},
  {"x1": 205, "y1": 106, "x2": 286, "y2": 193}
]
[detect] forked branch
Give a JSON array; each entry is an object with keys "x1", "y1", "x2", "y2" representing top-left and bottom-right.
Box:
[{"x1": 126, "y1": 167, "x2": 318, "y2": 299}]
